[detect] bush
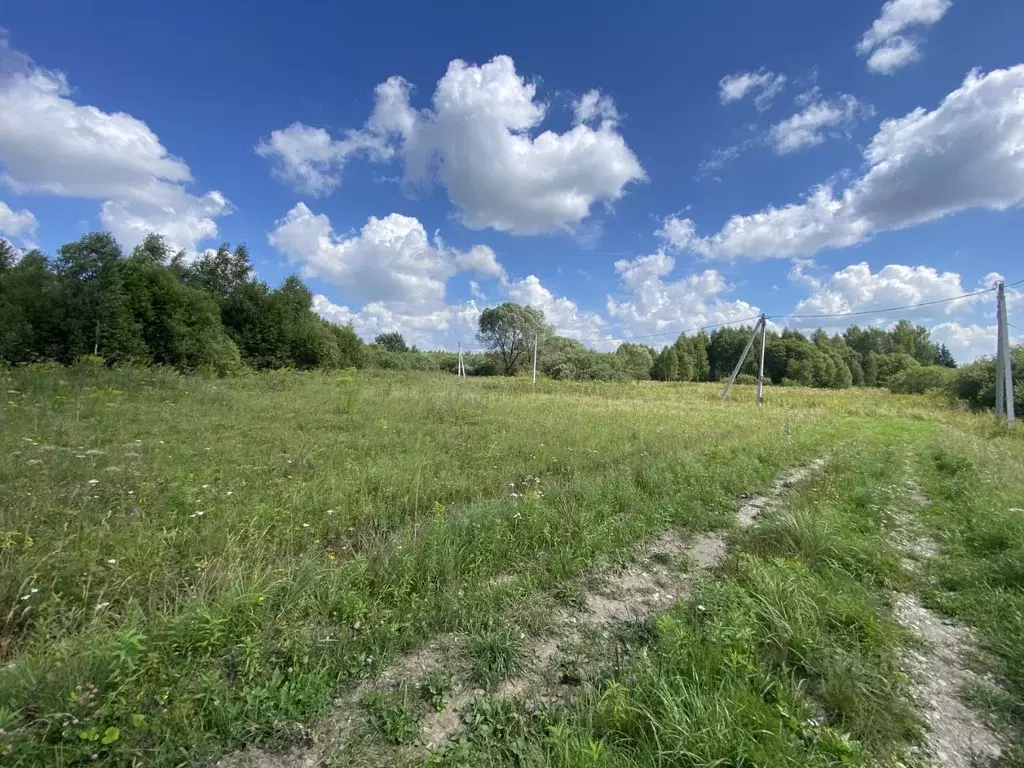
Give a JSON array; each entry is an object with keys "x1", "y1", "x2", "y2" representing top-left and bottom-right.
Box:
[
  {"x1": 734, "y1": 373, "x2": 759, "y2": 386},
  {"x1": 951, "y1": 348, "x2": 1024, "y2": 411},
  {"x1": 888, "y1": 365, "x2": 955, "y2": 395}
]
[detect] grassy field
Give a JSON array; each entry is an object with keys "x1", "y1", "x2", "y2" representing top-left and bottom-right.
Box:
[{"x1": 1, "y1": 363, "x2": 1022, "y2": 766}]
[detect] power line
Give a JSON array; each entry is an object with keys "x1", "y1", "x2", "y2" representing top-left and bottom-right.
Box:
[
  {"x1": 773, "y1": 286, "x2": 996, "y2": 320},
  {"x1": 457, "y1": 276, "x2": 1024, "y2": 351}
]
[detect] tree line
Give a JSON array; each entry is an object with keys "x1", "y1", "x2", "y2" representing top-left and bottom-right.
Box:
[
  {"x1": 468, "y1": 301, "x2": 956, "y2": 389},
  {"x1": 2, "y1": 233, "x2": 1016, "y2": 411}
]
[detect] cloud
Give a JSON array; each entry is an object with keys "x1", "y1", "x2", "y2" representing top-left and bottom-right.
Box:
[
  {"x1": 268, "y1": 202, "x2": 504, "y2": 313},
  {"x1": 857, "y1": 0, "x2": 952, "y2": 74},
  {"x1": 455, "y1": 244, "x2": 506, "y2": 280},
  {"x1": 606, "y1": 251, "x2": 762, "y2": 342},
  {"x1": 3, "y1": 37, "x2": 221, "y2": 255},
  {"x1": 792, "y1": 263, "x2": 989, "y2": 319},
  {"x1": 0, "y1": 200, "x2": 37, "y2": 240},
  {"x1": 369, "y1": 56, "x2": 645, "y2": 235},
  {"x1": 865, "y1": 36, "x2": 921, "y2": 74},
  {"x1": 313, "y1": 293, "x2": 481, "y2": 350},
  {"x1": 255, "y1": 123, "x2": 392, "y2": 197},
  {"x1": 0, "y1": 34, "x2": 229, "y2": 253},
  {"x1": 769, "y1": 91, "x2": 872, "y2": 154},
  {"x1": 262, "y1": 56, "x2": 644, "y2": 236},
  {"x1": 663, "y1": 65, "x2": 1024, "y2": 260},
  {"x1": 506, "y1": 274, "x2": 610, "y2": 344},
  {"x1": 718, "y1": 69, "x2": 787, "y2": 111},
  {"x1": 928, "y1": 322, "x2": 1000, "y2": 363},
  {"x1": 573, "y1": 89, "x2": 620, "y2": 125}
]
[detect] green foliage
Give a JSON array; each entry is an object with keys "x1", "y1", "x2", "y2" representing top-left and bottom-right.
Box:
[
  {"x1": 615, "y1": 342, "x2": 653, "y2": 382},
  {"x1": 420, "y1": 669, "x2": 454, "y2": 712},
  {"x1": 362, "y1": 688, "x2": 421, "y2": 744},
  {"x1": 949, "y1": 346, "x2": 1024, "y2": 411},
  {"x1": 0, "y1": 231, "x2": 364, "y2": 374},
  {"x1": 0, "y1": 365, "x2": 992, "y2": 765},
  {"x1": 650, "y1": 345, "x2": 679, "y2": 381},
  {"x1": 888, "y1": 365, "x2": 956, "y2": 395},
  {"x1": 917, "y1": 436, "x2": 1024, "y2": 761},
  {"x1": 374, "y1": 331, "x2": 409, "y2": 353},
  {"x1": 469, "y1": 626, "x2": 528, "y2": 690},
  {"x1": 477, "y1": 302, "x2": 551, "y2": 375}
]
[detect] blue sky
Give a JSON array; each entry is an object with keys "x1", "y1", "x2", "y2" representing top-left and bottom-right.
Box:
[{"x1": 1, "y1": 0, "x2": 1023, "y2": 360}]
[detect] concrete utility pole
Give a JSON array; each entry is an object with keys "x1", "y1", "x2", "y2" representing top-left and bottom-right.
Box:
[
  {"x1": 721, "y1": 316, "x2": 765, "y2": 402},
  {"x1": 996, "y1": 281, "x2": 1015, "y2": 426},
  {"x1": 532, "y1": 335, "x2": 538, "y2": 385},
  {"x1": 757, "y1": 314, "x2": 768, "y2": 405}
]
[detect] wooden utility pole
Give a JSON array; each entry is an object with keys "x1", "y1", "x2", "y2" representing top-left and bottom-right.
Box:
[
  {"x1": 996, "y1": 282, "x2": 1015, "y2": 426},
  {"x1": 721, "y1": 316, "x2": 765, "y2": 402},
  {"x1": 756, "y1": 314, "x2": 768, "y2": 405}
]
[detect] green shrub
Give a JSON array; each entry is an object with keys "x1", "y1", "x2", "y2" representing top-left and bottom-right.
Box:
[{"x1": 888, "y1": 365, "x2": 955, "y2": 395}]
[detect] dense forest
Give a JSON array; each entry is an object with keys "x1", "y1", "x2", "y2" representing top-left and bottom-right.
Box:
[{"x1": 0, "y1": 232, "x2": 1017, "y2": 410}]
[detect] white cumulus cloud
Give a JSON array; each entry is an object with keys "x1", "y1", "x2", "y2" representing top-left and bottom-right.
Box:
[
  {"x1": 369, "y1": 56, "x2": 645, "y2": 235},
  {"x1": 663, "y1": 65, "x2": 1024, "y2": 260},
  {"x1": 865, "y1": 36, "x2": 922, "y2": 75},
  {"x1": 0, "y1": 34, "x2": 229, "y2": 253},
  {"x1": 313, "y1": 293, "x2": 481, "y2": 350},
  {"x1": 268, "y1": 202, "x2": 505, "y2": 313},
  {"x1": 254, "y1": 122, "x2": 392, "y2": 197},
  {"x1": 506, "y1": 274, "x2": 610, "y2": 345},
  {"x1": 928, "y1": 322, "x2": 999, "y2": 363},
  {"x1": 573, "y1": 89, "x2": 620, "y2": 125},
  {"x1": 769, "y1": 92, "x2": 872, "y2": 154},
  {"x1": 606, "y1": 251, "x2": 762, "y2": 341},
  {"x1": 857, "y1": 0, "x2": 952, "y2": 74},
  {"x1": 0, "y1": 200, "x2": 37, "y2": 241},
  {"x1": 261, "y1": 56, "x2": 644, "y2": 237},
  {"x1": 718, "y1": 69, "x2": 787, "y2": 111},
  {"x1": 792, "y1": 263, "x2": 989, "y2": 319}
]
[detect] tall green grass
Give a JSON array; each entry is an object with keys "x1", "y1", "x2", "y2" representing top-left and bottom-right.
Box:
[
  {"x1": 1, "y1": 364, "x2": 868, "y2": 765},
  {"x1": 428, "y1": 434, "x2": 930, "y2": 767},
  {"x1": 914, "y1": 424, "x2": 1024, "y2": 765}
]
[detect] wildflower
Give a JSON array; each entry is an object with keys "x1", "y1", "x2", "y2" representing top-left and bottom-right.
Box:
[
  {"x1": 325, "y1": 509, "x2": 335, "y2": 514},
  {"x1": 227, "y1": 491, "x2": 234, "y2": 496},
  {"x1": 106, "y1": 559, "x2": 117, "y2": 565},
  {"x1": 88, "y1": 479, "x2": 99, "y2": 485},
  {"x1": 302, "y1": 523, "x2": 310, "y2": 528},
  {"x1": 201, "y1": 484, "x2": 210, "y2": 489},
  {"x1": 190, "y1": 510, "x2": 204, "y2": 518}
]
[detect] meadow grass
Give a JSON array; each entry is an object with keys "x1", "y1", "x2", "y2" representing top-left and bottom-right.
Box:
[{"x1": 0, "y1": 363, "x2": 1016, "y2": 766}]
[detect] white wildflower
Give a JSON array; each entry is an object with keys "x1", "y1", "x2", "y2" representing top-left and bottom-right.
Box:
[{"x1": 87, "y1": 479, "x2": 99, "y2": 485}]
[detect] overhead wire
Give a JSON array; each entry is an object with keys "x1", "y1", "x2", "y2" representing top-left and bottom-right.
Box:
[{"x1": 456, "y1": 276, "x2": 1024, "y2": 351}]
